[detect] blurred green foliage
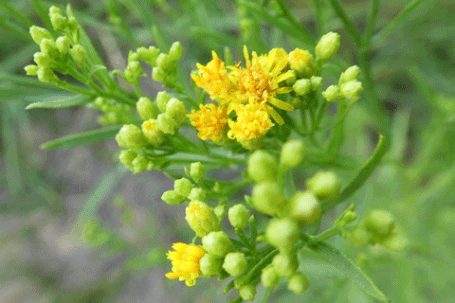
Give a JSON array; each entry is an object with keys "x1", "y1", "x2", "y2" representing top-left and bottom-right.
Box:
[{"x1": 1, "y1": 0, "x2": 455, "y2": 302}]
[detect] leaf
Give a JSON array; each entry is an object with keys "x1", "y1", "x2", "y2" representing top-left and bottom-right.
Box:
[
  {"x1": 40, "y1": 125, "x2": 121, "y2": 149},
  {"x1": 88, "y1": 65, "x2": 108, "y2": 77},
  {"x1": 308, "y1": 241, "x2": 390, "y2": 302},
  {"x1": 26, "y1": 94, "x2": 95, "y2": 109}
]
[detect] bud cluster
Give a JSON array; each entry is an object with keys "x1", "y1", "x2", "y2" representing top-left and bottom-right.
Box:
[
  {"x1": 322, "y1": 64, "x2": 363, "y2": 102},
  {"x1": 88, "y1": 97, "x2": 135, "y2": 125}
]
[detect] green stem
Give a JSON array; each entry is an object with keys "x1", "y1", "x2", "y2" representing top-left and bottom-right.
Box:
[
  {"x1": 310, "y1": 226, "x2": 341, "y2": 243},
  {"x1": 0, "y1": 0, "x2": 34, "y2": 27},
  {"x1": 364, "y1": 0, "x2": 379, "y2": 44},
  {"x1": 327, "y1": 0, "x2": 362, "y2": 46},
  {"x1": 0, "y1": 19, "x2": 33, "y2": 42},
  {"x1": 262, "y1": 286, "x2": 275, "y2": 303},
  {"x1": 56, "y1": 81, "x2": 94, "y2": 95},
  {"x1": 275, "y1": 0, "x2": 315, "y2": 45}
]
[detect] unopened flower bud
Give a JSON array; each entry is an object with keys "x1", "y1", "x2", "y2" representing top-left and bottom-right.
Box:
[
  {"x1": 315, "y1": 32, "x2": 340, "y2": 61},
  {"x1": 174, "y1": 178, "x2": 194, "y2": 197},
  {"x1": 261, "y1": 265, "x2": 279, "y2": 288},
  {"x1": 199, "y1": 253, "x2": 223, "y2": 277},
  {"x1": 228, "y1": 204, "x2": 250, "y2": 230},
  {"x1": 289, "y1": 96, "x2": 302, "y2": 109},
  {"x1": 213, "y1": 205, "x2": 226, "y2": 221},
  {"x1": 280, "y1": 140, "x2": 305, "y2": 168},
  {"x1": 156, "y1": 53, "x2": 171, "y2": 71},
  {"x1": 70, "y1": 44, "x2": 87, "y2": 67},
  {"x1": 202, "y1": 231, "x2": 232, "y2": 257},
  {"x1": 239, "y1": 284, "x2": 256, "y2": 301},
  {"x1": 382, "y1": 232, "x2": 408, "y2": 251},
  {"x1": 190, "y1": 161, "x2": 205, "y2": 181},
  {"x1": 188, "y1": 188, "x2": 206, "y2": 201},
  {"x1": 137, "y1": 97, "x2": 159, "y2": 120},
  {"x1": 132, "y1": 154, "x2": 148, "y2": 174},
  {"x1": 137, "y1": 46, "x2": 160, "y2": 66},
  {"x1": 186, "y1": 201, "x2": 220, "y2": 237},
  {"x1": 364, "y1": 209, "x2": 395, "y2": 238},
  {"x1": 157, "y1": 113, "x2": 178, "y2": 135},
  {"x1": 306, "y1": 171, "x2": 341, "y2": 201},
  {"x1": 34, "y1": 52, "x2": 51, "y2": 68},
  {"x1": 118, "y1": 149, "x2": 137, "y2": 169},
  {"x1": 124, "y1": 60, "x2": 144, "y2": 84},
  {"x1": 24, "y1": 65, "x2": 39, "y2": 76},
  {"x1": 247, "y1": 150, "x2": 277, "y2": 183},
  {"x1": 322, "y1": 85, "x2": 340, "y2": 102},
  {"x1": 340, "y1": 80, "x2": 363, "y2": 100},
  {"x1": 156, "y1": 91, "x2": 170, "y2": 113},
  {"x1": 350, "y1": 226, "x2": 371, "y2": 246},
  {"x1": 40, "y1": 38, "x2": 59, "y2": 58},
  {"x1": 288, "y1": 272, "x2": 309, "y2": 294},
  {"x1": 56, "y1": 36, "x2": 71, "y2": 54},
  {"x1": 289, "y1": 49, "x2": 315, "y2": 78},
  {"x1": 272, "y1": 252, "x2": 298, "y2": 277},
  {"x1": 266, "y1": 218, "x2": 299, "y2": 250},
  {"x1": 222, "y1": 252, "x2": 247, "y2": 276},
  {"x1": 252, "y1": 182, "x2": 286, "y2": 216},
  {"x1": 284, "y1": 70, "x2": 297, "y2": 86},
  {"x1": 50, "y1": 12, "x2": 67, "y2": 32},
  {"x1": 68, "y1": 16, "x2": 78, "y2": 32},
  {"x1": 339, "y1": 65, "x2": 361, "y2": 84},
  {"x1": 29, "y1": 26, "x2": 53, "y2": 45},
  {"x1": 49, "y1": 5, "x2": 62, "y2": 16},
  {"x1": 161, "y1": 190, "x2": 185, "y2": 205},
  {"x1": 293, "y1": 78, "x2": 311, "y2": 96},
  {"x1": 115, "y1": 124, "x2": 146, "y2": 148},
  {"x1": 310, "y1": 76, "x2": 323, "y2": 91},
  {"x1": 152, "y1": 66, "x2": 166, "y2": 82},
  {"x1": 289, "y1": 191, "x2": 322, "y2": 226},
  {"x1": 37, "y1": 68, "x2": 58, "y2": 83},
  {"x1": 128, "y1": 50, "x2": 139, "y2": 62},
  {"x1": 165, "y1": 97, "x2": 186, "y2": 124},
  {"x1": 169, "y1": 41, "x2": 183, "y2": 61}
]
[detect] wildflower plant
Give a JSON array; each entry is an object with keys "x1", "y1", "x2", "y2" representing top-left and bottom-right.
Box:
[{"x1": 3, "y1": 0, "x2": 439, "y2": 302}]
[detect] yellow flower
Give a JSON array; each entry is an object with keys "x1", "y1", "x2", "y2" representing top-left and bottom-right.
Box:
[
  {"x1": 166, "y1": 242, "x2": 206, "y2": 286},
  {"x1": 226, "y1": 46, "x2": 294, "y2": 125},
  {"x1": 228, "y1": 103, "x2": 274, "y2": 142},
  {"x1": 187, "y1": 104, "x2": 228, "y2": 142},
  {"x1": 191, "y1": 51, "x2": 233, "y2": 102}
]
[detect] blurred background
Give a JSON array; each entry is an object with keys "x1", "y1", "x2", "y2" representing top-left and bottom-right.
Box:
[{"x1": 1, "y1": 0, "x2": 455, "y2": 302}]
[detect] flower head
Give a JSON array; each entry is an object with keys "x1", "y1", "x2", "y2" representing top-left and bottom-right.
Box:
[
  {"x1": 187, "y1": 104, "x2": 228, "y2": 142},
  {"x1": 228, "y1": 103, "x2": 274, "y2": 142},
  {"x1": 166, "y1": 242, "x2": 206, "y2": 286}
]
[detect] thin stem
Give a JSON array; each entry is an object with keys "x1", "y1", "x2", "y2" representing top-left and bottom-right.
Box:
[
  {"x1": 310, "y1": 226, "x2": 341, "y2": 243},
  {"x1": 364, "y1": 0, "x2": 379, "y2": 44},
  {"x1": 0, "y1": 0, "x2": 34, "y2": 27},
  {"x1": 275, "y1": 0, "x2": 315, "y2": 45},
  {"x1": 262, "y1": 286, "x2": 275, "y2": 303},
  {"x1": 327, "y1": 0, "x2": 362, "y2": 47}
]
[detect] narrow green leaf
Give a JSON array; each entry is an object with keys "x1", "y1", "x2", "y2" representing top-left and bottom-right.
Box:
[
  {"x1": 327, "y1": 0, "x2": 362, "y2": 46},
  {"x1": 308, "y1": 241, "x2": 390, "y2": 302},
  {"x1": 40, "y1": 125, "x2": 121, "y2": 149},
  {"x1": 323, "y1": 134, "x2": 389, "y2": 211},
  {"x1": 26, "y1": 94, "x2": 94, "y2": 109},
  {"x1": 88, "y1": 64, "x2": 108, "y2": 77}
]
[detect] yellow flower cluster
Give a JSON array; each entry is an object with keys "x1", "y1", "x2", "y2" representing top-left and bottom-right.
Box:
[
  {"x1": 165, "y1": 242, "x2": 206, "y2": 286},
  {"x1": 189, "y1": 46, "x2": 295, "y2": 146}
]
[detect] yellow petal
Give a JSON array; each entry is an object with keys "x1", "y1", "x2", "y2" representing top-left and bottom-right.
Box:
[
  {"x1": 266, "y1": 105, "x2": 285, "y2": 125},
  {"x1": 268, "y1": 98, "x2": 294, "y2": 111}
]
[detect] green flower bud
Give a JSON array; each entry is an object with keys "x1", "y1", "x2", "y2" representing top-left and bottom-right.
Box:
[
  {"x1": 247, "y1": 150, "x2": 277, "y2": 183},
  {"x1": 288, "y1": 49, "x2": 315, "y2": 78},
  {"x1": 266, "y1": 218, "x2": 299, "y2": 250},
  {"x1": 306, "y1": 171, "x2": 341, "y2": 201},
  {"x1": 322, "y1": 85, "x2": 340, "y2": 102},
  {"x1": 55, "y1": 36, "x2": 71, "y2": 55},
  {"x1": 146, "y1": 160, "x2": 155, "y2": 171},
  {"x1": 190, "y1": 161, "x2": 205, "y2": 181},
  {"x1": 289, "y1": 191, "x2": 322, "y2": 226},
  {"x1": 382, "y1": 232, "x2": 408, "y2": 251},
  {"x1": 228, "y1": 204, "x2": 250, "y2": 230},
  {"x1": 34, "y1": 52, "x2": 51, "y2": 68},
  {"x1": 29, "y1": 26, "x2": 53, "y2": 45},
  {"x1": 40, "y1": 38, "x2": 59, "y2": 58},
  {"x1": 156, "y1": 53, "x2": 171, "y2": 71},
  {"x1": 24, "y1": 65, "x2": 39, "y2": 76},
  {"x1": 124, "y1": 61, "x2": 144, "y2": 84},
  {"x1": 118, "y1": 149, "x2": 137, "y2": 169},
  {"x1": 70, "y1": 44, "x2": 87, "y2": 67},
  {"x1": 340, "y1": 80, "x2": 363, "y2": 100},
  {"x1": 293, "y1": 78, "x2": 311, "y2": 96},
  {"x1": 157, "y1": 113, "x2": 178, "y2": 135},
  {"x1": 137, "y1": 97, "x2": 159, "y2": 120},
  {"x1": 310, "y1": 76, "x2": 323, "y2": 91},
  {"x1": 128, "y1": 50, "x2": 139, "y2": 62},
  {"x1": 239, "y1": 284, "x2": 256, "y2": 301},
  {"x1": 339, "y1": 65, "x2": 361, "y2": 84},
  {"x1": 272, "y1": 252, "x2": 298, "y2": 278},
  {"x1": 350, "y1": 226, "x2": 371, "y2": 246},
  {"x1": 132, "y1": 154, "x2": 148, "y2": 174},
  {"x1": 315, "y1": 32, "x2": 340, "y2": 61},
  {"x1": 240, "y1": 136, "x2": 264, "y2": 151},
  {"x1": 252, "y1": 182, "x2": 286, "y2": 216},
  {"x1": 49, "y1": 5, "x2": 62, "y2": 16},
  {"x1": 222, "y1": 252, "x2": 247, "y2": 276},
  {"x1": 68, "y1": 16, "x2": 78, "y2": 33},
  {"x1": 364, "y1": 209, "x2": 395, "y2": 238},
  {"x1": 188, "y1": 187, "x2": 206, "y2": 201},
  {"x1": 37, "y1": 68, "x2": 58, "y2": 83},
  {"x1": 213, "y1": 205, "x2": 227, "y2": 221},
  {"x1": 137, "y1": 46, "x2": 160, "y2": 66},
  {"x1": 202, "y1": 231, "x2": 232, "y2": 257},
  {"x1": 284, "y1": 70, "x2": 297, "y2": 86},
  {"x1": 142, "y1": 119, "x2": 165, "y2": 146},
  {"x1": 288, "y1": 272, "x2": 309, "y2": 294},
  {"x1": 289, "y1": 96, "x2": 302, "y2": 109},
  {"x1": 261, "y1": 265, "x2": 280, "y2": 288},
  {"x1": 156, "y1": 91, "x2": 170, "y2": 113},
  {"x1": 50, "y1": 13, "x2": 68, "y2": 32},
  {"x1": 115, "y1": 124, "x2": 147, "y2": 148},
  {"x1": 152, "y1": 66, "x2": 166, "y2": 82},
  {"x1": 174, "y1": 178, "x2": 194, "y2": 197},
  {"x1": 165, "y1": 97, "x2": 186, "y2": 124},
  {"x1": 169, "y1": 41, "x2": 183, "y2": 61},
  {"x1": 161, "y1": 190, "x2": 185, "y2": 205},
  {"x1": 186, "y1": 201, "x2": 221, "y2": 237},
  {"x1": 199, "y1": 253, "x2": 223, "y2": 277},
  {"x1": 280, "y1": 140, "x2": 305, "y2": 168}
]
